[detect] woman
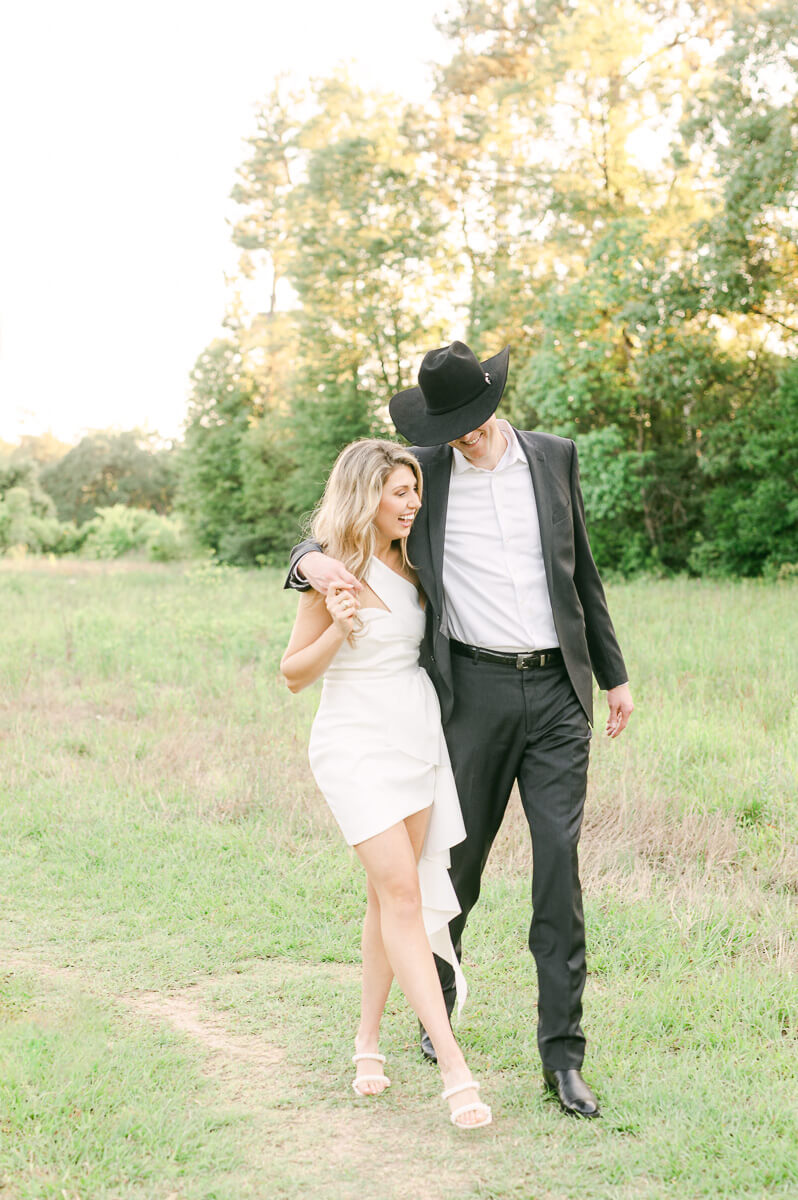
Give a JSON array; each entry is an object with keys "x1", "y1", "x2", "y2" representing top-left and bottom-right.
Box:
[{"x1": 280, "y1": 439, "x2": 491, "y2": 1130}]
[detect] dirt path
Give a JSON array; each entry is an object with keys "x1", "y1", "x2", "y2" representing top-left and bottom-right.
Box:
[
  {"x1": 125, "y1": 989, "x2": 284, "y2": 1068},
  {"x1": 3, "y1": 951, "x2": 488, "y2": 1200}
]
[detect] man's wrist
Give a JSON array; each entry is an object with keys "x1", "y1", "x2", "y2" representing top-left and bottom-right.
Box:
[{"x1": 289, "y1": 560, "x2": 311, "y2": 591}]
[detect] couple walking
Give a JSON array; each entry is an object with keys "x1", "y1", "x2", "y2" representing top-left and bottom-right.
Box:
[{"x1": 281, "y1": 341, "x2": 633, "y2": 1130}]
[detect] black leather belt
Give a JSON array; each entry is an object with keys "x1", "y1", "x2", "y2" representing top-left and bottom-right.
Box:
[{"x1": 450, "y1": 640, "x2": 563, "y2": 671}]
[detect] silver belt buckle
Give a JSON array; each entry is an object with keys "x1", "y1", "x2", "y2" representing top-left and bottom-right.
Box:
[{"x1": 516, "y1": 651, "x2": 539, "y2": 670}]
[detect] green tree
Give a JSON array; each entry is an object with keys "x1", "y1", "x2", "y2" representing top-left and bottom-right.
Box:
[
  {"x1": 0, "y1": 457, "x2": 56, "y2": 518},
  {"x1": 430, "y1": 0, "x2": 733, "y2": 357},
  {"x1": 181, "y1": 0, "x2": 797, "y2": 575},
  {"x1": 677, "y1": 0, "x2": 798, "y2": 334},
  {"x1": 432, "y1": 0, "x2": 797, "y2": 572},
  {"x1": 509, "y1": 220, "x2": 748, "y2": 570},
  {"x1": 179, "y1": 339, "x2": 302, "y2": 564},
  {"x1": 238, "y1": 409, "x2": 299, "y2": 562},
  {"x1": 40, "y1": 431, "x2": 177, "y2": 525},
  {"x1": 0, "y1": 485, "x2": 85, "y2": 555},
  {"x1": 230, "y1": 79, "x2": 302, "y2": 411},
  {"x1": 690, "y1": 358, "x2": 798, "y2": 576},
  {"x1": 8, "y1": 433, "x2": 72, "y2": 465},
  {"x1": 224, "y1": 74, "x2": 455, "y2": 521},
  {"x1": 285, "y1": 78, "x2": 453, "y2": 509},
  {"x1": 179, "y1": 340, "x2": 258, "y2": 560}
]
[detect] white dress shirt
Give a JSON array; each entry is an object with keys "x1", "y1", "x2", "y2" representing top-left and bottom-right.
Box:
[{"x1": 442, "y1": 421, "x2": 559, "y2": 652}]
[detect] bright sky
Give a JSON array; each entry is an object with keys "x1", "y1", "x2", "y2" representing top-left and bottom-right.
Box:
[{"x1": 0, "y1": 0, "x2": 449, "y2": 445}]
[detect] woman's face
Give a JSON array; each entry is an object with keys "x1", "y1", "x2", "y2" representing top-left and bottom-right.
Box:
[{"x1": 374, "y1": 465, "x2": 421, "y2": 543}]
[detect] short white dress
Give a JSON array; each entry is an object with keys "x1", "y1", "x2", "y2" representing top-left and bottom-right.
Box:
[{"x1": 308, "y1": 556, "x2": 467, "y2": 1010}]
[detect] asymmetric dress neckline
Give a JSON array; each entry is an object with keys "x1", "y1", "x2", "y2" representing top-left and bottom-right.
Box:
[{"x1": 366, "y1": 555, "x2": 419, "y2": 606}]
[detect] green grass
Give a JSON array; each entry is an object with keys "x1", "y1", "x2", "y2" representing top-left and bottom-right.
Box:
[
  {"x1": 0, "y1": 971, "x2": 242, "y2": 1200},
  {"x1": 0, "y1": 560, "x2": 795, "y2": 1199}
]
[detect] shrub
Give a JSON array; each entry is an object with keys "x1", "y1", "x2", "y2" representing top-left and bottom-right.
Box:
[
  {"x1": 80, "y1": 506, "x2": 192, "y2": 561},
  {"x1": 28, "y1": 516, "x2": 87, "y2": 555},
  {"x1": 81, "y1": 506, "x2": 158, "y2": 559},
  {"x1": 144, "y1": 514, "x2": 193, "y2": 562},
  {"x1": 0, "y1": 487, "x2": 78, "y2": 554}
]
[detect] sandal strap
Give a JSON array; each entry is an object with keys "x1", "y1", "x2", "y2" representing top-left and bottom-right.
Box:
[
  {"x1": 352, "y1": 1052, "x2": 386, "y2": 1065},
  {"x1": 441, "y1": 1079, "x2": 481, "y2": 1102},
  {"x1": 450, "y1": 1101, "x2": 492, "y2": 1127}
]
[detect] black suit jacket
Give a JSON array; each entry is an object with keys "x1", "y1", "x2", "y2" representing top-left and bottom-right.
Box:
[{"x1": 286, "y1": 428, "x2": 627, "y2": 725}]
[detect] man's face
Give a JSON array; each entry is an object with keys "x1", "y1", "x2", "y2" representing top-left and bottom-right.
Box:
[{"x1": 448, "y1": 415, "x2": 505, "y2": 468}]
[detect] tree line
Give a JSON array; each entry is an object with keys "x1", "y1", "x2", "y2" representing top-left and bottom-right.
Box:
[
  {"x1": 3, "y1": 1, "x2": 797, "y2": 576},
  {"x1": 0, "y1": 432, "x2": 184, "y2": 560},
  {"x1": 180, "y1": 0, "x2": 798, "y2": 577}
]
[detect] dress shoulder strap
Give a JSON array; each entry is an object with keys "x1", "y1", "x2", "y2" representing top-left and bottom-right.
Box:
[{"x1": 366, "y1": 556, "x2": 417, "y2": 608}]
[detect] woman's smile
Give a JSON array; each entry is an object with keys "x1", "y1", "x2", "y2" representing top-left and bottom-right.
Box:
[{"x1": 373, "y1": 465, "x2": 421, "y2": 545}]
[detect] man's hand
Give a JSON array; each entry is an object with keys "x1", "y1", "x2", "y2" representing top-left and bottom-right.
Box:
[
  {"x1": 298, "y1": 551, "x2": 362, "y2": 596},
  {"x1": 605, "y1": 683, "x2": 634, "y2": 738}
]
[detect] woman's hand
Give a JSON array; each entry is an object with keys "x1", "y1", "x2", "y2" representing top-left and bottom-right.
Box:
[{"x1": 326, "y1": 586, "x2": 360, "y2": 635}]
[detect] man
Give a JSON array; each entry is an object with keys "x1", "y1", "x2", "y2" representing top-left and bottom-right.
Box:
[{"x1": 286, "y1": 341, "x2": 633, "y2": 1117}]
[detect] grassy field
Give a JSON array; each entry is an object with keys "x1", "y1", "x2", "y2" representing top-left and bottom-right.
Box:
[{"x1": 0, "y1": 559, "x2": 796, "y2": 1200}]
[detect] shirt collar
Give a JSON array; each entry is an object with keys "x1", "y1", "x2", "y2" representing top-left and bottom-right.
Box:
[{"x1": 450, "y1": 419, "x2": 523, "y2": 474}]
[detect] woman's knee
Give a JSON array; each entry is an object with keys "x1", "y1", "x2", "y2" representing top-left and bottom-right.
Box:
[
  {"x1": 372, "y1": 871, "x2": 422, "y2": 920},
  {"x1": 365, "y1": 877, "x2": 381, "y2": 910}
]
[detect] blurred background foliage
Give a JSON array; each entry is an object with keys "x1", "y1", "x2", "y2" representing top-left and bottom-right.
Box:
[{"x1": 2, "y1": 0, "x2": 797, "y2": 574}]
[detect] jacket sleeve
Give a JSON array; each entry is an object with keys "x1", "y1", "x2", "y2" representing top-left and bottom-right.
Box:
[
  {"x1": 284, "y1": 538, "x2": 323, "y2": 592},
  {"x1": 569, "y1": 441, "x2": 629, "y2": 690}
]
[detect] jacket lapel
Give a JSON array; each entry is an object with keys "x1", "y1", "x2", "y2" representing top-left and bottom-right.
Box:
[
  {"x1": 422, "y1": 444, "x2": 451, "y2": 616},
  {"x1": 516, "y1": 429, "x2": 555, "y2": 595}
]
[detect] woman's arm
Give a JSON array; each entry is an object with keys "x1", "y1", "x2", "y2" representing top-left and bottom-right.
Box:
[{"x1": 280, "y1": 588, "x2": 359, "y2": 693}]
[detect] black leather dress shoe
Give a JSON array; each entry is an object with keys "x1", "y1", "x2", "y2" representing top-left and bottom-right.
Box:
[
  {"x1": 543, "y1": 1068, "x2": 601, "y2": 1117},
  {"x1": 420, "y1": 1027, "x2": 437, "y2": 1062}
]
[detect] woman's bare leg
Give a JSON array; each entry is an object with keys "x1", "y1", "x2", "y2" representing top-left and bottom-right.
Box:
[
  {"x1": 353, "y1": 879, "x2": 394, "y2": 1094},
  {"x1": 352, "y1": 810, "x2": 430, "y2": 1093},
  {"x1": 354, "y1": 813, "x2": 484, "y2": 1125}
]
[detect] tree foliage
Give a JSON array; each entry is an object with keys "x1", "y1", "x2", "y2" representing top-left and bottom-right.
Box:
[
  {"x1": 176, "y1": 0, "x2": 798, "y2": 574},
  {"x1": 0, "y1": 457, "x2": 57, "y2": 519},
  {"x1": 6, "y1": 433, "x2": 72, "y2": 465},
  {"x1": 40, "y1": 431, "x2": 177, "y2": 525}
]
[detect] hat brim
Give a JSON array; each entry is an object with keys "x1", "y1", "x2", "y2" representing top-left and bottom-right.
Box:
[{"x1": 389, "y1": 346, "x2": 510, "y2": 446}]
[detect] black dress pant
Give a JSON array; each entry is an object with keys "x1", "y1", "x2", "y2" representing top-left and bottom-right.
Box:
[{"x1": 436, "y1": 652, "x2": 592, "y2": 1070}]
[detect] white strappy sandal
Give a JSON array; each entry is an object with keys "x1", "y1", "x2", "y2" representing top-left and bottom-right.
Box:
[
  {"x1": 351, "y1": 1051, "x2": 391, "y2": 1096},
  {"x1": 442, "y1": 1079, "x2": 492, "y2": 1129}
]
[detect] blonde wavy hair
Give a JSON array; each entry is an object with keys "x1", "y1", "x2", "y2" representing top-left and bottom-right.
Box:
[{"x1": 311, "y1": 439, "x2": 423, "y2": 586}]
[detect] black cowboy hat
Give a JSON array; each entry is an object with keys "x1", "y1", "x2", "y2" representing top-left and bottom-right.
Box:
[{"x1": 389, "y1": 341, "x2": 510, "y2": 446}]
